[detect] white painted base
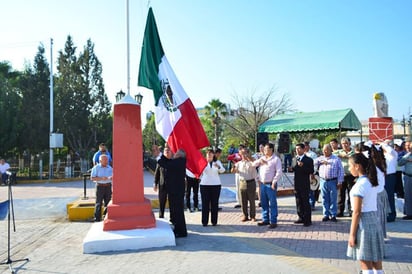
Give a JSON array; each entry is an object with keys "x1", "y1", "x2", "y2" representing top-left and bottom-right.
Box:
[{"x1": 83, "y1": 218, "x2": 175, "y2": 254}]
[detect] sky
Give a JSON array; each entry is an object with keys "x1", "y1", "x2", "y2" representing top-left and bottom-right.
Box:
[{"x1": 1, "y1": 0, "x2": 411, "y2": 123}]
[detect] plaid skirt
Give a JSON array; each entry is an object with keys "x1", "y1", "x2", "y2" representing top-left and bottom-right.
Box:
[
  {"x1": 377, "y1": 189, "x2": 390, "y2": 238},
  {"x1": 347, "y1": 211, "x2": 385, "y2": 261}
]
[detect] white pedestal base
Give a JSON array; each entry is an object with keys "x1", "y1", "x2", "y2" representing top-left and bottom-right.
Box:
[{"x1": 83, "y1": 218, "x2": 175, "y2": 254}]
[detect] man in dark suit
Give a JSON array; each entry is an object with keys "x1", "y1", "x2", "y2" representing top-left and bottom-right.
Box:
[
  {"x1": 158, "y1": 148, "x2": 188, "y2": 238},
  {"x1": 290, "y1": 143, "x2": 314, "y2": 226},
  {"x1": 153, "y1": 146, "x2": 173, "y2": 219}
]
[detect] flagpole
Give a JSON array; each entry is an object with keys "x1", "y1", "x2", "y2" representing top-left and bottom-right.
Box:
[{"x1": 126, "y1": 0, "x2": 130, "y2": 95}]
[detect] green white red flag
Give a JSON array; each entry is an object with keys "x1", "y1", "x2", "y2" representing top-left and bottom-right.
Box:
[{"x1": 138, "y1": 7, "x2": 209, "y2": 178}]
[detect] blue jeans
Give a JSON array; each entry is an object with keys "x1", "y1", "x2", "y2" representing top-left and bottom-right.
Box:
[
  {"x1": 385, "y1": 173, "x2": 397, "y2": 222},
  {"x1": 320, "y1": 179, "x2": 338, "y2": 218},
  {"x1": 260, "y1": 183, "x2": 278, "y2": 224}
]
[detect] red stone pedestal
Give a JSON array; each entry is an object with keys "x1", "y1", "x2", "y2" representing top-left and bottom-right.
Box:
[
  {"x1": 368, "y1": 117, "x2": 393, "y2": 143},
  {"x1": 103, "y1": 96, "x2": 156, "y2": 231}
]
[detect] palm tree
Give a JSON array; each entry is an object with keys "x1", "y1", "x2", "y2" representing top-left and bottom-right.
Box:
[{"x1": 204, "y1": 99, "x2": 228, "y2": 149}]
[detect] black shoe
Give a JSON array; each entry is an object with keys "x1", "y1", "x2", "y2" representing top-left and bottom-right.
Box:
[
  {"x1": 234, "y1": 204, "x2": 241, "y2": 208},
  {"x1": 269, "y1": 223, "x2": 277, "y2": 229},
  {"x1": 202, "y1": 223, "x2": 208, "y2": 227},
  {"x1": 303, "y1": 222, "x2": 312, "y2": 227},
  {"x1": 336, "y1": 213, "x2": 344, "y2": 217},
  {"x1": 322, "y1": 216, "x2": 330, "y2": 222},
  {"x1": 402, "y1": 215, "x2": 412, "y2": 220},
  {"x1": 257, "y1": 221, "x2": 269, "y2": 226},
  {"x1": 174, "y1": 231, "x2": 188, "y2": 238},
  {"x1": 294, "y1": 219, "x2": 304, "y2": 224},
  {"x1": 212, "y1": 223, "x2": 217, "y2": 226},
  {"x1": 218, "y1": 207, "x2": 223, "y2": 211},
  {"x1": 258, "y1": 202, "x2": 261, "y2": 207},
  {"x1": 331, "y1": 217, "x2": 337, "y2": 222}
]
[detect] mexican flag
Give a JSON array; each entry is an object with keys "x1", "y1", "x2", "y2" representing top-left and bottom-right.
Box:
[{"x1": 138, "y1": 7, "x2": 209, "y2": 178}]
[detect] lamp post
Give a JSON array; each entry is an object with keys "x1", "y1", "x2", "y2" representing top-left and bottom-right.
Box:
[
  {"x1": 116, "y1": 90, "x2": 125, "y2": 102},
  {"x1": 401, "y1": 115, "x2": 406, "y2": 138},
  {"x1": 134, "y1": 93, "x2": 143, "y2": 104},
  {"x1": 400, "y1": 115, "x2": 412, "y2": 140}
]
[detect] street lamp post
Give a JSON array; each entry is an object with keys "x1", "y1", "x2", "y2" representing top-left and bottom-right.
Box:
[
  {"x1": 400, "y1": 114, "x2": 412, "y2": 140},
  {"x1": 116, "y1": 90, "x2": 125, "y2": 102}
]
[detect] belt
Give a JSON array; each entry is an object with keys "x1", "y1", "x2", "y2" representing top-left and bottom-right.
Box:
[
  {"x1": 320, "y1": 177, "x2": 337, "y2": 181},
  {"x1": 97, "y1": 183, "x2": 112, "y2": 187},
  {"x1": 263, "y1": 182, "x2": 273, "y2": 185},
  {"x1": 403, "y1": 172, "x2": 412, "y2": 177}
]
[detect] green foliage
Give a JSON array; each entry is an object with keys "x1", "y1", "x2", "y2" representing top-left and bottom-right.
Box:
[
  {"x1": 0, "y1": 62, "x2": 22, "y2": 157},
  {"x1": 17, "y1": 44, "x2": 50, "y2": 154},
  {"x1": 203, "y1": 98, "x2": 227, "y2": 149},
  {"x1": 55, "y1": 36, "x2": 112, "y2": 158},
  {"x1": 142, "y1": 111, "x2": 164, "y2": 152}
]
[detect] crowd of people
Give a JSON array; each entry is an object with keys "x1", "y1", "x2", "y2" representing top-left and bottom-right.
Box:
[{"x1": 88, "y1": 137, "x2": 412, "y2": 272}]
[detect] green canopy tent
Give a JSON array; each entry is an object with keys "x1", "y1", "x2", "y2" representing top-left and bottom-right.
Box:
[{"x1": 258, "y1": 108, "x2": 362, "y2": 136}]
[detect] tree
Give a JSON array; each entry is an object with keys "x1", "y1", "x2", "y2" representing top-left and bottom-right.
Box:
[
  {"x1": 204, "y1": 98, "x2": 227, "y2": 149},
  {"x1": 224, "y1": 86, "x2": 293, "y2": 150},
  {"x1": 55, "y1": 36, "x2": 112, "y2": 172},
  {"x1": 142, "y1": 111, "x2": 164, "y2": 152},
  {"x1": 79, "y1": 39, "x2": 112, "y2": 151},
  {"x1": 0, "y1": 62, "x2": 22, "y2": 157},
  {"x1": 18, "y1": 44, "x2": 50, "y2": 154}
]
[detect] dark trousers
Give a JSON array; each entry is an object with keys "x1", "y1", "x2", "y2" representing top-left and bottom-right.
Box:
[
  {"x1": 168, "y1": 193, "x2": 187, "y2": 236},
  {"x1": 283, "y1": 154, "x2": 292, "y2": 172},
  {"x1": 239, "y1": 179, "x2": 256, "y2": 219},
  {"x1": 295, "y1": 187, "x2": 311, "y2": 224},
  {"x1": 395, "y1": 170, "x2": 405, "y2": 198},
  {"x1": 200, "y1": 185, "x2": 221, "y2": 225},
  {"x1": 385, "y1": 173, "x2": 397, "y2": 222},
  {"x1": 185, "y1": 176, "x2": 200, "y2": 209},
  {"x1": 1, "y1": 173, "x2": 8, "y2": 184},
  {"x1": 94, "y1": 184, "x2": 112, "y2": 221},
  {"x1": 158, "y1": 187, "x2": 168, "y2": 218},
  {"x1": 337, "y1": 174, "x2": 355, "y2": 216}
]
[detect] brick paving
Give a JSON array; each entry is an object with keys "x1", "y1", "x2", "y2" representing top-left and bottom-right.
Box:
[{"x1": 0, "y1": 171, "x2": 411, "y2": 274}]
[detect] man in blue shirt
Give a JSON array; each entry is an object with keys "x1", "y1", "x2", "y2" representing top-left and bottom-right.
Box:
[
  {"x1": 91, "y1": 154, "x2": 113, "y2": 222},
  {"x1": 92, "y1": 143, "x2": 112, "y2": 166}
]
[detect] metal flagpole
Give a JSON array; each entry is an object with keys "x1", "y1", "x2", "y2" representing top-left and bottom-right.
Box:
[
  {"x1": 49, "y1": 38, "x2": 54, "y2": 179},
  {"x1": 126, "y1": 0, "x2": 130, "y2": 95}
]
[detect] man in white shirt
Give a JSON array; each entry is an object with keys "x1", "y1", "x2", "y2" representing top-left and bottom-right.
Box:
[
  {"x1": 0, "y1": 159, "x2": 11, "y2": 185},
  {"x1": 381, "y1": 140, "x2": 399, "y2": 222}
]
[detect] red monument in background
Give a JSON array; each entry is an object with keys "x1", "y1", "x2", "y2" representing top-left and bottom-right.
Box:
[
  {"x1": 368, "y1": 92, "x2": 393, "y2": 143},
  {"x1": 103, "y1": 96, "x2": 156, "y2": 231}
]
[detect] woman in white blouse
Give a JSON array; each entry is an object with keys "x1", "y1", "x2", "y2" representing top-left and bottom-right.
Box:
[{"x1": 199, "y1": 149, "x2": 225, "y2": 226}]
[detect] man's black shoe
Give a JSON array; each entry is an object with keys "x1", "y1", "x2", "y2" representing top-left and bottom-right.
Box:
[
  {"x1": 269, "y1": 223, "x2": 277, "y2": 229},
  {"x1": 234, "y1": 204, "x2": 241, "y2": 208},
  {"x1": 257, "y1": 221, "x2": 269, "y2": 226},
  {"x1": 174, "y1": 231, "x2": 188, "y2": 238},
  {"x1": 331, "y1": 217, "x2": 337, "y2": 222},
  {"x1": 402, "y1": 215, "x2": 412, "y2": 220},
  {"x1": 303, "y1": 222, "x2": 312, "y2": 227},
  {"x1": 322, "y1": 216, "x2": 330, "y2": 222},
  {"x1": 294, "y1": 219, "x2": 304, "y2": 224},
  {"x1": 336, "y1": 213, "x2": 344, "y2": 217}
]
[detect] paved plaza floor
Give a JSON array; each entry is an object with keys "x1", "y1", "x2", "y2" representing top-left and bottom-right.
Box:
[{"x1": 0, "y1": 171, "x2": 411, "y2": 274}]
